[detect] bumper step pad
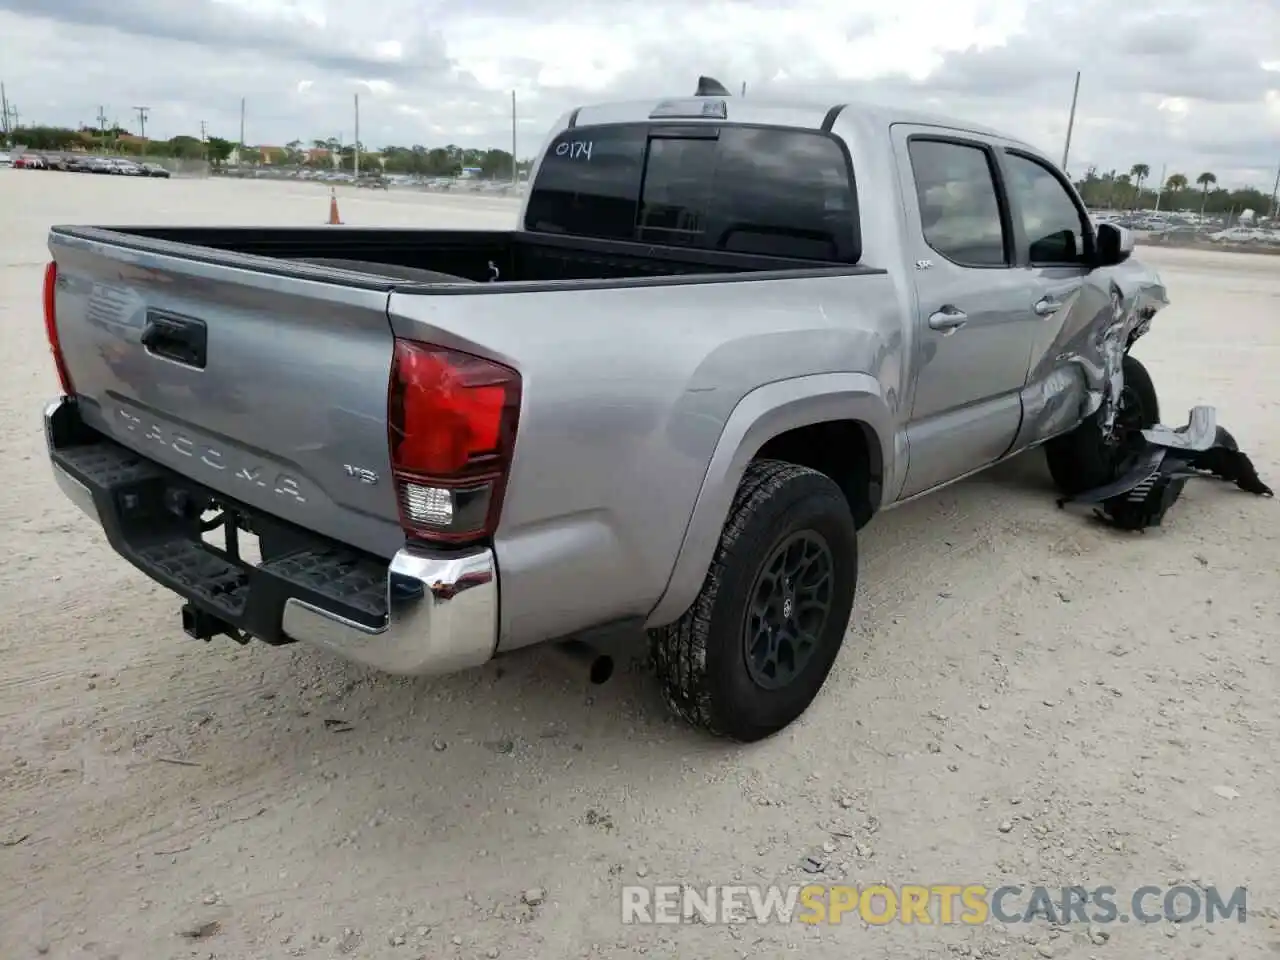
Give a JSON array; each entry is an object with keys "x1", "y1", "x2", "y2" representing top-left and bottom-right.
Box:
[{"x1": 52, "y1": 438, "x2": 389, "y2": 642}]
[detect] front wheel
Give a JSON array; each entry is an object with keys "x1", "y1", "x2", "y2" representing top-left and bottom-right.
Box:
[
  {"x1": 649, "y1": 460, "x2": 858, "y2": 743},
  {"x1": 1045, "y1": 353, "x2": 1160, "y2": 497}
]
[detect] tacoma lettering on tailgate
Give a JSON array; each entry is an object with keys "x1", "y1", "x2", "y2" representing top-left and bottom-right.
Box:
[{"x1": 115, "y1": 407, "x2": 308, "y2": 505}]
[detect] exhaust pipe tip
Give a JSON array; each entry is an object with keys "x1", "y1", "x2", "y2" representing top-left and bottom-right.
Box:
[
  {"x1": 589, "y1": 654, "x2": 614, "y2": 685},
  {"x1": 555, "y1": 639, "x2": 615, "y2": 685}
]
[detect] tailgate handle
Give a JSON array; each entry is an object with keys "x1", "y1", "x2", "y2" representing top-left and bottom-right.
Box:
[{"x1": 141, "y1": 313, "x2": 207, "y2": 369}]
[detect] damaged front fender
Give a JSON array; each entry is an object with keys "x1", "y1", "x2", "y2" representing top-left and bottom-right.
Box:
[
  {"x1": 1019, "y1": 258, "x2": 1169, "y2": 451},
  {"x1": 1091, "y1": 265, "x2": 1169, "y2": 439}
]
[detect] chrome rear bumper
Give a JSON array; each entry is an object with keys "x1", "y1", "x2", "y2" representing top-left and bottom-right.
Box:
[
  {"x1": 44, "y1": 396, "x2": 498, "y2": 676},
  {"x1": 281, "y1": 547, "x2": 498, "y2": 675}
]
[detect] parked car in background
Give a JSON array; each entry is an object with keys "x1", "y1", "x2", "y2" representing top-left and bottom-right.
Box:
[
  {"x1": 107, "y1": 158, "x2": 143, "y2": 176},
  {"x1": 0, "y1": 151, "x2": 11, "y2": 168},
  {"x1": 14, "y1": 154, "x2": 47, "y2": 169},
  {"x1": 139, "y1": 163, "x2": 171, "y2": 179}
]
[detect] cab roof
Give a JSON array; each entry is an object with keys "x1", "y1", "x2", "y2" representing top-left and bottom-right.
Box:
[{"x1": 564, "y1": 93, "x2": 1034, "y2": 153}]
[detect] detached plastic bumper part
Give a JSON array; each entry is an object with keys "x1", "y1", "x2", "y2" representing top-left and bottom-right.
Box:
[{"x1": 43, "y1": 397, "x2": 499, "y2": 676}]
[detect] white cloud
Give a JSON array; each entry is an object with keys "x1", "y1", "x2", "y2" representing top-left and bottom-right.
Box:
[{"x1": 1, "y1": 0, "x2": 1278, "y2": 186}]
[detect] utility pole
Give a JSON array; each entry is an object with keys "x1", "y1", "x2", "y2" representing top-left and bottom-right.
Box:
[
  {"x1": 133, "y1": 105, "x2": 150, "y2": 140},
  {"x1": 1270, "y1": 160, "x2": 1280, "y2": 219},
  {"x1": 741, "y1": 81, "x2": 747, "y2": 97},
  {"x1": 239, "y1": 97, "x2": 246, "y2": 165},
  {"x1": 0, "y1": 82, "x2": 9, "y2": 137},
  {"x1": 510, "y1": 90, "x2": 517, "y2": 183},
  {"x1": 97, "y1": 106, "x2": 108, "y2": 153},
  {"x1": 200, "y1": 120, "x2": 207, "y2": 142},
  {"x1": 1153, "y1": 163, "x2": 1167, "y2": 214},
  {"x1": 353, "y1": 93, "x2": 360, "y2": 179},
  {"x1": 1061, "y1": 70, "x2": 1081, "y2": 172}
]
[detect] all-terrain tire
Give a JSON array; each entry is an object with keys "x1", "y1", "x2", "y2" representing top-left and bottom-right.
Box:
[
  {"x1": 648, "y1": 459, "x2": 858, "y2": 742},
  {"x1": 1045, "y1": 353, "x2": 1160, "y2": 496}
]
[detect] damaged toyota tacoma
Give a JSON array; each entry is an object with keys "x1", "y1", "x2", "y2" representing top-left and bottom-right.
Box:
[{"x1": 41, "y1": 79, "x2": 1168, "y2": 742}]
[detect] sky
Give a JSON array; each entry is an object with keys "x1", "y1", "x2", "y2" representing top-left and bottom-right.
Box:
[{"x1": 2, "y1": 0, "x2": 1278, "y2": 189}]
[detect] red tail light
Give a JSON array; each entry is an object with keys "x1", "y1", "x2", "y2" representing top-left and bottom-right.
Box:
[
  {"x1": 43, "y1": 261, "x2": 74, "y2": 395},
  {"x1": 387, "y1": 340, "x2": 521, "y2": 545}
]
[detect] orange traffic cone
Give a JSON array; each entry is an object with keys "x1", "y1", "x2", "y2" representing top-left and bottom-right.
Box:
[{"x1": 327, "y1": 187, "x2": 343, "y2": 225}]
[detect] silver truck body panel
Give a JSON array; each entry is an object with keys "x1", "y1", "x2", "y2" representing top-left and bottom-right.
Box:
[
  {"x1": 45, "y1": 91, "x2": 1168, "y2": 676},
  {"x1": 388, "y1": 285, "x2": 901, "y2": 648}
]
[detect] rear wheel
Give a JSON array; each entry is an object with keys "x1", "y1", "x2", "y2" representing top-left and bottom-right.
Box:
[
  {"x1": 1045, "y1": 353, "x2": 1159, "y2": 496},
  {"x1": 649, "y1": 460, "x2": 858, "y2": 742}
]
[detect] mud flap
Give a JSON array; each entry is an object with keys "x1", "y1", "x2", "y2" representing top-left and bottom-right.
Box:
[{"x1": 1058, "y1": 406, "x2": 1273, "y2": 531}]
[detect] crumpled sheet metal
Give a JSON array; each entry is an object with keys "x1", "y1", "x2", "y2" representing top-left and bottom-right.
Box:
[{"x1": 1089, "y1": 276, "x2": 1169, "y2": 436}]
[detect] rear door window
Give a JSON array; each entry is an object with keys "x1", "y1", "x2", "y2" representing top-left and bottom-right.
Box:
[
  {"x1": 907, "y1": 138, "x2": 1009, "y2": 267},
  {"x1": 524, "y1": 123, "x2": 859, "y2": 262}
]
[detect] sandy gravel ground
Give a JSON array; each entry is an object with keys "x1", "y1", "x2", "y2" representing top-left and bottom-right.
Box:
[{"x1": 1, "y1": 171, "x2": 1278, "y2": 960}]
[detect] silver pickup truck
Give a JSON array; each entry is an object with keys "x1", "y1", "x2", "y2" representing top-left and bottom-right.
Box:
[{"x1": 41, "y1": 82, "x2": 1167, "y2": 742}]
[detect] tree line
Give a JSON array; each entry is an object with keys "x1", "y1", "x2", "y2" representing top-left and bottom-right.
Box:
[
  {"x1": 1073, "y1": 163, "x2": 1276, "y2": 217},
  {"x1": 5, "y1": 125, "x2": 238, "y2": 163},
  {"x1": 4, "y1": 125, "x2": 523, "y2": 178},
  {"x1": 285, "y1": 140, "x2": 527, "y2": 178}
]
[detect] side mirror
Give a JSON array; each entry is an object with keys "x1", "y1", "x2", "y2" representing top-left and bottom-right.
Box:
[{"x1": 1094, "y1": 222, "x2": 1134, "y2": 267}]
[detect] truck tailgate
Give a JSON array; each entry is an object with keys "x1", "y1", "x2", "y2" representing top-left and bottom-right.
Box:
[{"x1": 49, "y1": 229, "x2": 405, "y2": 559}]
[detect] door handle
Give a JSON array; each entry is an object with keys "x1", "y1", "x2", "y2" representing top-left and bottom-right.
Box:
[
  {"x1": 141, "y1": 312, "x2": 208, "y2": 369},
  {"x1": 1033, "y1": 296, "x2": 1062, "y2": 317},
  {"x1": 928, "y1": 307, "x2": 969, "y2": 334}
]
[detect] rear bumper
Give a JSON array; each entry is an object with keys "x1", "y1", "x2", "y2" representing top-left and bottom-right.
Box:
[{"x1": 43, "y1": 397, "x2": 498, "y2": 676}]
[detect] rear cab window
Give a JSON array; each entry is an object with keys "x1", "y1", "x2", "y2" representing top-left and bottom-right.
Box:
[{"x1": 523, "y1": 123, "x2": 861, "y2": 263}]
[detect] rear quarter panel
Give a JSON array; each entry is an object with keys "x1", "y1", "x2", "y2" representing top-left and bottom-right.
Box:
[{"x1": 388, "y1": 272, "x2": 905, "y2": 650}]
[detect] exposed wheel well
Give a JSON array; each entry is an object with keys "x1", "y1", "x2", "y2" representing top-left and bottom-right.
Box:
[{"x1": 753, "y1": 420, "x2": 882, "y2": 529}]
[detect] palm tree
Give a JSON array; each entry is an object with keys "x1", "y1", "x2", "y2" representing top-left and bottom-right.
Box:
[
  {"x1": 1115, "y1": 173, "x2": 1132, "y2": 210},
  {"x1": 1130, "y1": 163, "x2": 1149, "y2": 210},
  {"x1": 1196, "y1": 171, "x2": 1217, "y2": 218},
  {"x1": 1166, "y1": 173, "x2": 1188, "y2": 193}
]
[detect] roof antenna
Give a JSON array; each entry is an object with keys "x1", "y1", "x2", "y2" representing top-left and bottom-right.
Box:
[{"x1": 695, "y1": 76, "x2": 732, "y2": 97}]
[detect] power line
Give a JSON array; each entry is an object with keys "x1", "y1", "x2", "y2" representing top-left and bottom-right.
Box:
[{"x1": 132, "y1": 105, "x2": 150, "y2": 140}]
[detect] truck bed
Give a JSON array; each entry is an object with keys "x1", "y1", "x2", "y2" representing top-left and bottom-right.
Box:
[{"x1": 52, "y1": 226, "x2": 876, "y2": 290}]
